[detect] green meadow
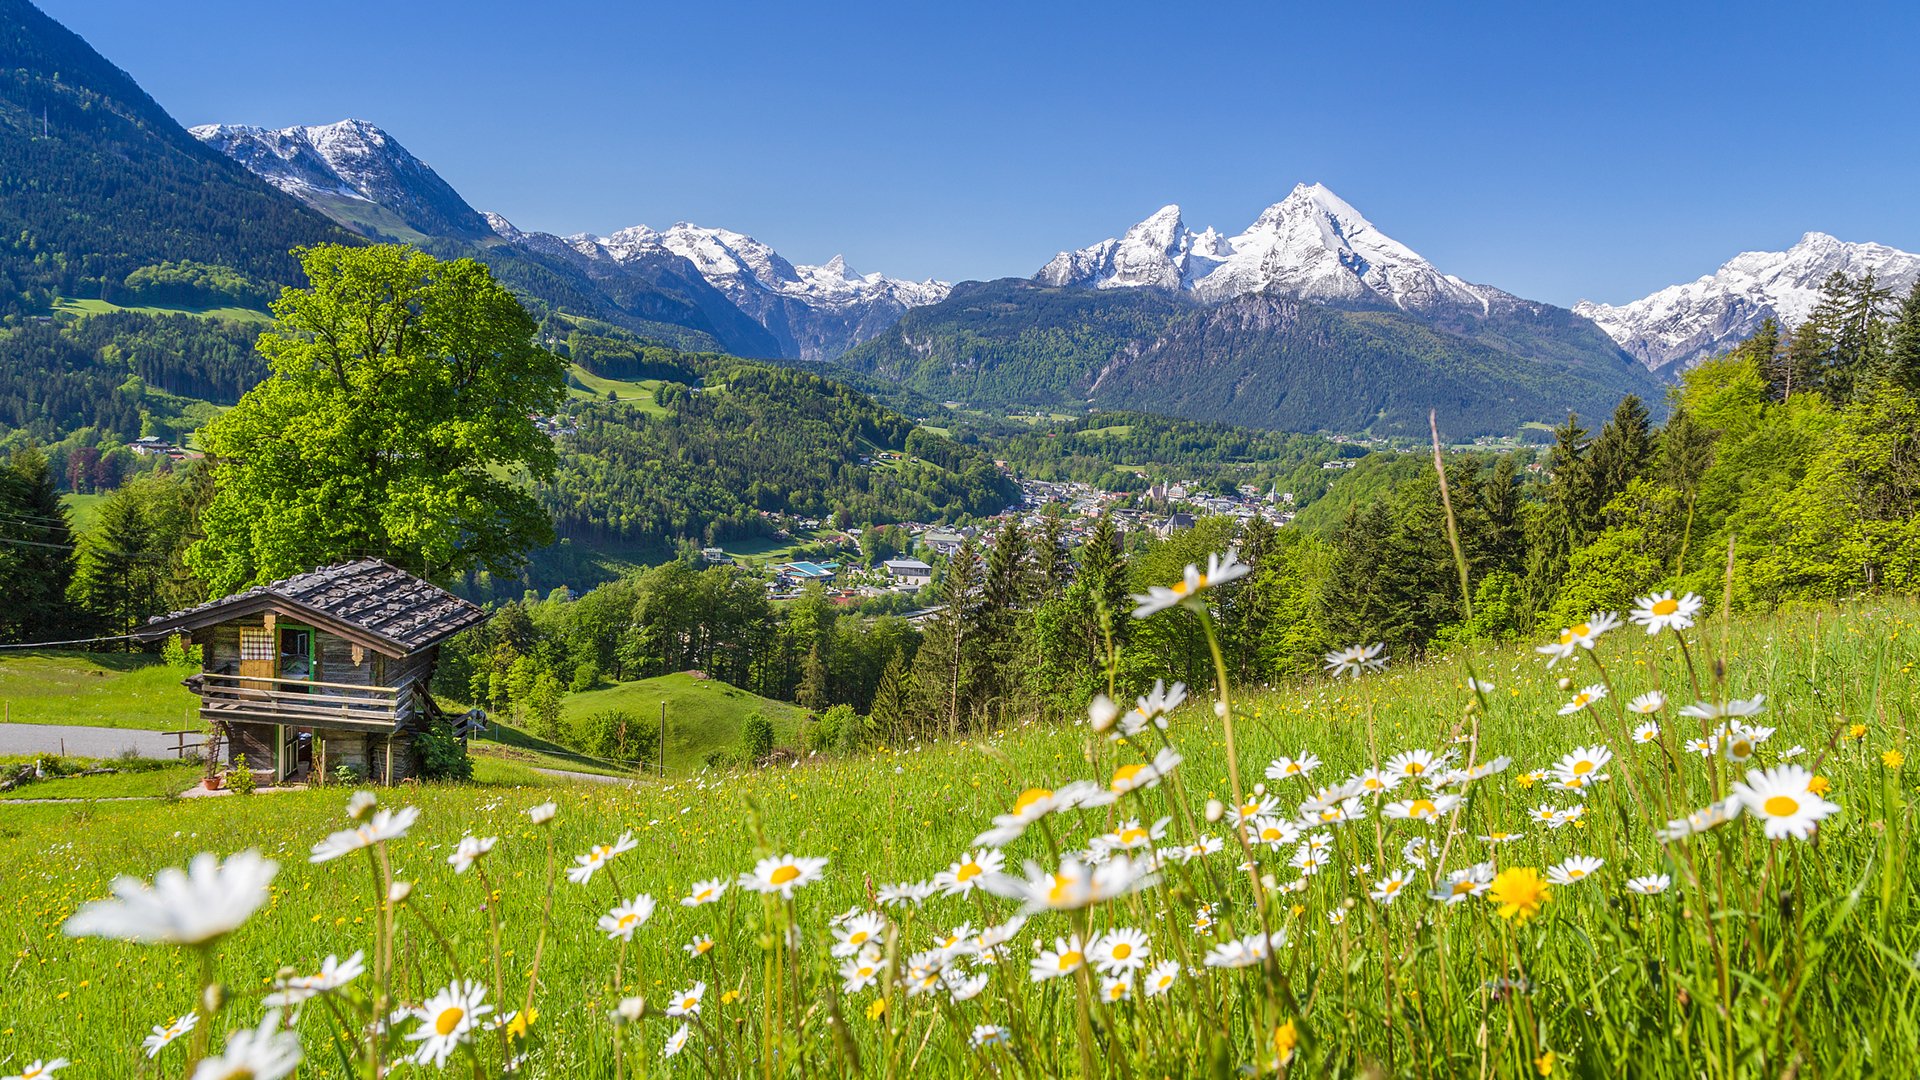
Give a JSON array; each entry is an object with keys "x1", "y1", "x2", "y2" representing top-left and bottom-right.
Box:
[{"x1": 3, "y1": 600, "x2": 1916, "y2": 1076}]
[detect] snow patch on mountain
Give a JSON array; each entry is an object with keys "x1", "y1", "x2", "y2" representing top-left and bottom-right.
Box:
[
  {"x1": 191, "y1": 119, "x2": 491, "y2": 239},
  {"x1": 1574, "y1": 232, "x2": 1920, "y2": 370},
  {"x1": 1037, "y1": 183, "x2": 1512, "y2": 316}
]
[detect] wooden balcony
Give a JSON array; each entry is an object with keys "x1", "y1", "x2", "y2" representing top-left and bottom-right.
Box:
[{"x1": 195, "y1": 672, "x2": 410, "y2": 731}]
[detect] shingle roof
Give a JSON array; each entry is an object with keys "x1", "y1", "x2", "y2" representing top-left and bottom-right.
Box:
[{"x1": 140, "y1": 559, "x2": 487, "y2": 654}]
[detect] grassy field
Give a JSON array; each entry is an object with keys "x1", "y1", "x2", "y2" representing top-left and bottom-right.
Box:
[
  {"x1": 58, "y1": 492, "x2": 106, "y2": 534},
  {"x1": 558, "y1": 671, "x2": 809, "y2": 774},
  {"x1": 3, "y1": 601, "x2": 1916, "y2": 1076},
  {"x1": 0, "y1": 759, "x2": 200, "y2": 800},
  {"x1": 53, "y1": 296, "x2": 273, "y2": 323},
  {"x1": 0, "y1": 650, "x2": 199, "y2": 730},
  {"x1": 566, "y1": 365, "x2": 669, "y2": 415}
]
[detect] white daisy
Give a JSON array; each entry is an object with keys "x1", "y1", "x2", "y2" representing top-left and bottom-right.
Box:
[
  {"x1": 1117, "y1": 680, "x2": 1187, "y2": 738},
  {"x1": 406, "y1": 980, "x2": 490, "y2": 1069},
  {"x1": 345, "y1": 790, "x2": 378, "y2": 821},
  {"x1": 1629, "y1": 591, "x2": 1702, "y2": 634},
  {"x1": 1090, "y1": 927, "x2": 1151, "y2": 975},
  {"x1": 1656, "y1": 797, "x2": 1745, "y2": 841},
  {"x1": 1536, "y1": 612, "x2": 1622, "y2": 666},
  {"x1": 740, "y1": 854, "x2": 828, "y2": 898},
  {"x1": 1547, "y1": 855, "x2": 1605, "y2": 886},
  {"x1": 983, "y1": 855, "x2": 1156, "y2": 914},
  {"x1": 311, "y1": 807, "x2": 419, "y2": 863},
  {"x1": 1101, "y1": 975, "x2": 1134, "y2": 1003},
  {"x1": 681, "y1": 877, "x2": 729, "y2": 907},
  {"x1": 972, "y1": 781, "x2": 1100, "y2": 846},
  {"x1": 263, "y1": 951, "x2": 365, "y2": 1016},
  {"x1": 1625, "y1": 873, "x2": 1671, "y2": 895},
  {"x1": 840, "y1": 948, "x2": 884, "y2": 992},
  {"x1": 1370, "y1": 870, "x2": 1416, "y2": 905},
  {"x1": 1324, "y1": 642, "x2": 1388, "y2": 679},
  {"x1": 1381, "y1": 794, "x2": 1461, "y2": 823},
  {"x1": 1088, "y1": 694, "x2": 1121, "y2": 733},
  {"x1": 1633, "y1": 721, "x2": 1661, "y2": 744},
  {"x1": 1030, "y1": 936, "x2": 1090, "y2": 981},
  {"x1": 933, "y1": 848, "x2": 1006, "y2": 896},
  {"x1": 598, "y1": 894, "x2": 657, "y2": 941},
  {"x1": 1627, "y1": 691, "x2": 1666, "y2": 715},
  {"x1": 831, "y1": 912, "x2": 888, "y2": 958},
  {"x1": 1678, "y1": 695, "x2": 1766, "y2": 721},
  {"x1": 1265, "y1": 751, "x2": 1323, "y2": 781},
  {"x1": 971, "y1": 1024, "x2": 1011, "y2": 1048},
  {"x1": 663, "y1": 1023, "x2": 691, "y2": 1058},
  {"x1": 1144, "y1": 959, "x2": 1181, "y2": 997},
  {"x1": 447, "y1": 836, "x2": 497, "y2": 875},
  {"x1": 142, "y1": 1012, "x2": 197, "y2": 1058},
  {"x1": 876, "y1": 880, "x2": 940, "y2": 907},
  {"x1": 665, "y1": 981, "x2": 706, "y2": 1018},
  {"x1": 4, "y1": 1061, "x2": 67, "y2": 1080},
  {"x1": 527, "y1": 802, "x2": 557, "y2": 825},
  {"x1": 1558, "y1": 684, "x2": 1608, "y2": 715},
  {"x1": 65, "y1": 849, "x2": 277, "y2": 946},
  {"x1": 1430, "y1": 862, "x2": 1496, "y2": 903},
  {"x1": 1131, "y1": 548, "x2": 1251, "y2": 618},
  {"x1": 567, "y1": 832, "x2": 639, "y2": 885},
  {"x1": 1731, "y1": 765, "x2": 1840, "y2": 840},
  {"x1": 684, "y1": 934, "x2": 715, "y2": 958}
]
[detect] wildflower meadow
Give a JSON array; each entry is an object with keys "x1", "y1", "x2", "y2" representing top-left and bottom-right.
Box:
[{"x1": 5, "y1": 580, "x2": 1918, "y2": 1077}]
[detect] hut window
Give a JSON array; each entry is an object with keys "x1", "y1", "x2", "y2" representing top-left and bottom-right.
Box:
[{"x1": 241, "y1": 629, "x2": 275, "y2": 661}]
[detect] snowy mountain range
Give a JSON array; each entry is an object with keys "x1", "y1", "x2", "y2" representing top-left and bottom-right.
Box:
[
  {"x1": 1574, "y1": 232, "x2": 1920, "y2": 370},
  {"x1": 192, "y1": 119, "x2": 947, "y2": 360},
  {"x1": 192, "y1": 120, "x2": 1919, "y2": 377},
  {"x1": 190, "y1": 120, "x2": 494, "y2": 241},
  {"x1": 1037, "y1": 183, "x2": 1519, "y2": 317}
]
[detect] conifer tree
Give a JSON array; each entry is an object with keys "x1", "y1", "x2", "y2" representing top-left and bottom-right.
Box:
[
  {"x1": 908, "y1": 537, "x2": 981, "y2": 737},
  {"x1": 1884, "y1": 281, "x2": 1920, "y2": 394},
  {"x1": 1478, "y1": 454, "x2": 1526, "y2": 576},
  {"x1": 1030, "y1": 501, "x2": 1072, "y2": 599},
  {"x1": 0, "y1": 445, "x2": 77, "y2": 643},
  {"x1": 796, "y1": 643, "x2": 829, "y2": 711},
  {"x1": 1586, "y1": 395, "x2": 1655, "y2": 511},
  {"x1": 868, "y1": 647, "x2": 908, "y2": 743}
]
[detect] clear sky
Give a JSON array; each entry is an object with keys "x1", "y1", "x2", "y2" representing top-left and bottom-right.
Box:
[{"x1": 32, "y1": 0, "x2": 1920, "y2": 306}]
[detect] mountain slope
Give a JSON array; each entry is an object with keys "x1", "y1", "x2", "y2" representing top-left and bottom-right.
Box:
[
  {"x1": 0, "y1": 0, "x2": 349, "y2": 314},
  {"x1": 1575, "y1": 232, "x2": 1920, "y2": 370},
  {"x1": 841, "y1": 279, "x2": 1661, "y2": 437},
  {"x1": 190, "y1": 119, "x2": 494, "y2": 241}
]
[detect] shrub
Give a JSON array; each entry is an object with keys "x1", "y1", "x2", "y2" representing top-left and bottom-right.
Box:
[
  {"x1": 575, "y1": 709, "x2": 661, "y2": 765},
  {"x1": 805, "y1": 703, "x2": 868, "y2": 755},
  {"x1": 160, "y1": 633, "x2": 203, "y2": 669},
  {"x1": 569, "y1": 661, "x2": 601, "y2": 694},
  {"x1": 413, "y1": 717, "x2": 473, "y2": 783},
  {"x1": 741, "y1": 712, "x2": 774, "y2": 762},
  {"x1": 225, "y1": 753, "x2": 256, "y2": 795}
]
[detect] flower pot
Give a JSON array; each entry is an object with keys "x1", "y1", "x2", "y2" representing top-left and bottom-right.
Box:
[{"x1": 201, "y1": 775, "x2": 224, "y2": 791}]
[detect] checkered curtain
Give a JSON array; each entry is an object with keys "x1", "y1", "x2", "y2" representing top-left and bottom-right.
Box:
[{"x1": 240, "y1": 629, "x2": 275, "y2": 660}]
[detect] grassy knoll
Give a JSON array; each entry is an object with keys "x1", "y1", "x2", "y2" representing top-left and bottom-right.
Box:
[
  {"x1": 3, "y1": 601, "x2": 1917, "y2": 1076},
  {"x1": 53, "y1": 296, "x2": 273, "y2": 324},
  {"x1": 558, "y1": 671, "x2": 808, "y2": 774},
  {"x1": 566, "y1": 364, "x2": 668, "y2": 414},
  {"x1": 59, "y1": 492, "x2": 106, "y2": 534},
  {"x1": 0, "y1": 650, "x2": 199, "y2": 730}
]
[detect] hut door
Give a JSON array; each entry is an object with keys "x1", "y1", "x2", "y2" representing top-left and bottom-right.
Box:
[{"x1": 239, "y1": 628, "x2": 276, "y2": 691}]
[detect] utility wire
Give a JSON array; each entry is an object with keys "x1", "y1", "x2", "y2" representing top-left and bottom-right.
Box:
[{"x1": 0, "y1": 633, "x2": 140, "y2": 649}]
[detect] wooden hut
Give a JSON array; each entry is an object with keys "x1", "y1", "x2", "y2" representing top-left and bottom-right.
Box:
[{"x1": 135, "y1": 560, "x2": 487, "y2": 785}]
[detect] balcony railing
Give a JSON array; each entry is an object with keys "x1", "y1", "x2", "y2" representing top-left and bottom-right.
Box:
[{"x1": 195, "y1": 672, "x2": 407, "y2": 730}]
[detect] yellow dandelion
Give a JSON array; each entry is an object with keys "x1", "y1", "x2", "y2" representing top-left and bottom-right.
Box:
[
  {"x1": 1808, "y1": 775, "x2": 1831, "y2": 795},
  {"x1": 1884, "y1": 750, "x2": 1906, "y2": 768},
  {"x1": 1271, "y1": 1018, "x2": 1300, "y2": 1064},
  {"x1": 1487, "y1": 867, "x2": 1551, "y2": 926}
]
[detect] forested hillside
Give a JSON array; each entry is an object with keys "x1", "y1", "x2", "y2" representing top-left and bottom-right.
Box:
[
  {"x1": 842, "y1": 279, "x2": 1662, "y2": 437},
  {"x1": 541, "y1": 363, "x2": 1015, "y2": 551},
  {"x1": 0, "y1": 0, "x2": 348, "y2": 314}
]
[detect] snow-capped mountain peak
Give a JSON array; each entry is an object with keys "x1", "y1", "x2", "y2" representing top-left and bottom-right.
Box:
[
  {"x1": 1037, "y1": 183, "x2": 1511, "y2": 315},
  {"x1": 1574, "y1": 231, "x2": 1920, "y2": 370},
  {"x1": 191, "y1": 119, "x2": 491, "y2": 240}
]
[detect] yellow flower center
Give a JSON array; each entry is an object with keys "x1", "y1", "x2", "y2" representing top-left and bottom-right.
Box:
[
  {"x1": 1452, "y1": 880, "x2": 1475, "y2": 895},
  {"x1": 1111, "y1": 765, "x2": 1145, "y2": 790},
  {"x1": 847, "y1": 930, "x2": 869, "y2": 945},
  {"x1": 1363, "y1": 778, "x2": 1382, "y2": 790},
  {"x1": 696, "y1": 939, "x2": 713, "y2": 953},
  {"x1": 435, "y1": 1006, "x2": 465, "y2": 1036},
  {"x1": 1284, "y1": 763, "x2": 1301, "y2": 774},
  {"x1": 1013, "y1": 787, "x2": 1053, "y2": 814},
  {"x1": 1568, "y1": 869, "x2": 1586, "y2": 879},
  {"x1": 956, "y1": 862, "x2": 982, "y2": 881},
  {"x1": 1652, "y1": 597, "x2": 1679, "y2": 616},
  {"x1": 1406, "y1": 762, "x2": 1425, "y2": 775},
  {"x1": 618, "y1": 913, "x2": 639, "y2": 928},
  {"x1": 1573, "y1": 761, "x2": 1594, "y2": 775},
  {"x1": 1111, "y1": 942, "x2": 1132, "y2": 959},
  {"x1": 1411, "y1": 799, "x2": 1436, "y2": 817},
  {"x1": 681, "y1": 995, "x2": 698, "y2": 1010},
  {"x1": 1047, "y1": 875, "x2": 1075, "y2": 905},
  {"x1": 1261, "y1": 827, "x2": 1284, "y2": 842},
  {"x1": 1059, "y1": 950, "x2": 1083, "y2": 969},
  {"x1": 770, "y1": 865, "x2": 801, "y2": 885},
  {"x1": 1764, "y1": 794, "x2": 1800, "y2": 817},
  {"x1": 1108, "y1": 983, "x2": 1127, "y2": 1000},
  {"x1": 1119, "y1": 828, "x2": 1148, "y2": 845}
]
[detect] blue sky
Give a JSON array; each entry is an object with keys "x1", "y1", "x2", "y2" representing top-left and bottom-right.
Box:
[{"x1": 35, "y1": 0, "x2": 1920, "y2": 305}]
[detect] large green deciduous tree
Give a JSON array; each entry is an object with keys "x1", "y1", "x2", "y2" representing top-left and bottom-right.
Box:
[{"x1": 187, "y1": 245, "x2": 566, "y2": 592}]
